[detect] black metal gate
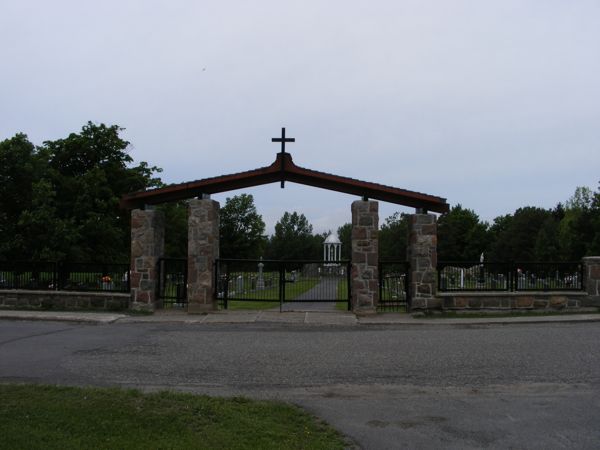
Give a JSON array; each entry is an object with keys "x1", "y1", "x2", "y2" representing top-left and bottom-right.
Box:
[
  {"x1": 379, "y1": 260, "x2": 410, "y2": 312},
  {"x1": 214, "y1": 259, "x2": 352, "y2": 311},
  {"x1": 157, "y1": 258, "x2": 187, "y2": 308}
]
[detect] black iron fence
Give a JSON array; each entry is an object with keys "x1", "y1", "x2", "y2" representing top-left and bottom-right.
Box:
[
  {"x1": 379, "y1": 261, "x2": 410, "y2": 312},
  {"x1": 0, "y1": 261, "x2": 130, "y2": 293},
  {"x1": 438, "y1": 261, "x2": 584, "y2": 292},
  {"x1": 157, "y1": 258, "x2": 187, "y2": 307},
  {"x1": 215, "y1": 259, "x2": 351, "y2": 310}
]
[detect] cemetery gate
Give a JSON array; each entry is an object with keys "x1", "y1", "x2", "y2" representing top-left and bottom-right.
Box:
[
  {"x1": 378, "y1": 260, "x2": 411, "y2": 312},
  {"x1": 157, "y1": 257, "x2": 187, "y2": 308},
  {"x1": 214, "y1": 259, "x2": 352, "y2": 311}
]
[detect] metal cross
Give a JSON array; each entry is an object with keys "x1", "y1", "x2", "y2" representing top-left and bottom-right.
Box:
[{"x1": 271, "y1": 127, "x2": 295, "y2": 154}]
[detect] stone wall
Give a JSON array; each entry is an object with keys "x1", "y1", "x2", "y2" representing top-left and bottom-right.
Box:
[
  {"x1": 0, "y1": 290, "x2": 129, "y2": 311},
  {"x1": 407, "y1": 214, "x2": 438, "y2": 310},
  {"x1": 130, "y1": 209, "x2": 165, "y2": 311},
  {"x1": 439, "y1": 292, "x2": 591, "y2": 310},
  {"x1": 187, "y1": 198, "x2": 220, "y2": 313},
  {"x1": 351, "y1": 200, "x2": 379, "y2": 313}
]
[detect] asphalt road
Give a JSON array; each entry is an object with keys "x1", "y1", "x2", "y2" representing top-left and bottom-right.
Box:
[{"x1": 1, "y1": 320, "x2": 599, "y2": 449}]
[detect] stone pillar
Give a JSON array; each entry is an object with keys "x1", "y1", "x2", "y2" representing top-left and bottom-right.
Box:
[
  {"x1": 351, "y1": 200, "x2": 379, "y2": 314},
  {"x1": 130, "y1": 208, "x2": 165, "y2": 311},
  {"x1": 583, "y1": 257, "x2": 600, "y2": 300},
  {"x1": 187, "y1": 198, "x2": 220, "y2": 313},
  {"x1": 407, "y1": 214, "x2": 438, "y2": 310}
]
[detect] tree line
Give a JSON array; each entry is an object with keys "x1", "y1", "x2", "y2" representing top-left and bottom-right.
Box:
[{"x1": 1, "y1": 123, "x2": 598, "y2": 263}]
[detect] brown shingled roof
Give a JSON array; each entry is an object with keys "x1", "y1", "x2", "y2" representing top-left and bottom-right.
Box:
[{"x1": 120, "y1": 153, "x2": 449, "y2": 213}]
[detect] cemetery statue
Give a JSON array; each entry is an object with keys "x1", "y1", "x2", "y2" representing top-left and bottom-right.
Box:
[
  {"x1": 478, "y1": 252, "x2": 485, "y2": 284},
  {"x1": 257, "y1": 257, "x2": 265, "y2": 290}
]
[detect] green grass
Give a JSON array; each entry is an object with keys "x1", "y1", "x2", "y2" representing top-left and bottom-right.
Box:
[
  {"x1": 335, "y1": 279, "x2": 350, "y2": 311},
  {"x1": 0, "y1": 384, "x2": 346, "y2": 450}
]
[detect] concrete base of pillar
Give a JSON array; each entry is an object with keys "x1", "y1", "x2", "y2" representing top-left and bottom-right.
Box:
[
  {"x1": 187, "y1": 302, "x2": 217, "y2": 314},
  {"x1": 129, "y1": 301, "x2": 156, "y2": 313},
  {"x1": 353, "y1": 307, "x2": 377, "y2": 316}
]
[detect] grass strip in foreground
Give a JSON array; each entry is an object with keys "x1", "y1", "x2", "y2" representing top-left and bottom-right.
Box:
[{"x1": 0, "y1": 384, "x2": 345, "y2": 450}]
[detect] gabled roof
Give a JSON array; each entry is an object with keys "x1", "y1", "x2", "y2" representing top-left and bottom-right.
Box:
[
  {"x1": 324, "y1": 233, "x2": 342, "y2": 245},
  {"x1": 120, "y1": 152, "x2": 449, "y2": 213}
]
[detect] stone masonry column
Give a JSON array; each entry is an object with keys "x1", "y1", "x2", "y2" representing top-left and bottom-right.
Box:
[
  {"x1": 351, "y1": 200, "x2": 379, "y2": 314},
  {"x1": 407, "y1": 214, "x2": 438, "y2": 310},
  {"x1": 187, "y1": 198, "x2": 220, "y2": 313},
  {"x1": 583, "y1": 257, "x2": 600, "y2": 302},
  {"x1": 130, "y1": 208, "x2": 165, "y2": 311}
]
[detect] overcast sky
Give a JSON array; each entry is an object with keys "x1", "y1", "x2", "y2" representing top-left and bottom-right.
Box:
[{"x1": 1, "y1": 0, "x2": 599, "y2": 235}]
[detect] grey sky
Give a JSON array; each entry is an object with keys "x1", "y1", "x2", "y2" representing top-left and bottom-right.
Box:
[{"x1": 1, "y1": 0, "x2": 599, "y2": 235}]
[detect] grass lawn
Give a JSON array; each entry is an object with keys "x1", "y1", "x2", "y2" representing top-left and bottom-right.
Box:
[
  {"x1": 335, "y1": 279, "x2": 350, "y2": 311},
  {"x1": 0, "y1": 384, "x2": 346, "y2": 450}
]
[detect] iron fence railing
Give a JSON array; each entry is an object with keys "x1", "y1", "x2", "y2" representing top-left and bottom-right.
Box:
[
  {"x1": 157, "y1": 258, "x2": 187, "y2": 307},
  {"x1": 438, "y1": 261, "x2": 583, "y2": 292},
  {"x1": 379, "y1": 260, "x2": 410, "y2": 312},
  {"x1": 0, "y1": 261, "x2": 130, "y2": 293},
  {"x1": 215, "y1": 259, "x2": 351, "y2": 310},
  {"x1": 512, "y1": 262, "x2": 583, "y2": 291}
]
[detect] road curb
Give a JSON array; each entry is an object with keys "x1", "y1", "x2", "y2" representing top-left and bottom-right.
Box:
[{"x1": 1, "y1": 311, "x2": 599, "y2": 326}]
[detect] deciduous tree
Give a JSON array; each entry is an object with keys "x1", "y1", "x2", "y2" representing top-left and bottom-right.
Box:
[{"x1": 219, "y1": 194, "x2": 266, "y2": 259}]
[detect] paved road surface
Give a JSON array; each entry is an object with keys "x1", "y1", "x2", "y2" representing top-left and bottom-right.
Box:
[{"x1": 1, "y1": 320, "x2": 599, "y2": 449}]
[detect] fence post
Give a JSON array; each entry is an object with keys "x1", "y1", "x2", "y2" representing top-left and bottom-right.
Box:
[
  {"x1": 347, "y1": 262, "x2": 352, "y2": 311},
  {"x1": 583, "y1": 257, "x2": 600, "y2": 299},
  {"x1": 223, "y1": 264, "x2": 230, "y2": 310},
  {"x1": 278, "y1": 262, "x2": 284, "y2": 312},
  {"x1": 53, "y1": 262, "x2": 59, "y2": 291}
]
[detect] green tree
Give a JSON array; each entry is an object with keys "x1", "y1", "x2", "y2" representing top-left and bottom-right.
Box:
[
  {"x1": 267, "y1": 212, "x2": 321, "y2": 260},
  {"x1": 379, "y1": 212, "x2": 410, "y2": 259},
  {"x1": 219, "y1": 194, "x2": 266, "y2": 259},
  {"x1": 488, "y1": 207, "x2": 552, "y2": 262},
  {"x1": 0, "y1": 133, "x2": 42, "y2": 259},
  {"x1": 558, "y1": 185, "x2": 600, "y2": 259},
  {"x1": 437, "y1": 205, "x2": 489, "y2": 261},
  {"x1": 160, "y1": 202, "x2": 188, "y2": 258},
  {"x1": 0, "y1": 122, "x2": 162, "y2": 262},
  {"x1": 337, "y1": 223, "x2": 352, "y2": 260},
  {"x1": 533, "y1": 216, "x2": 560, "y2": 261}
]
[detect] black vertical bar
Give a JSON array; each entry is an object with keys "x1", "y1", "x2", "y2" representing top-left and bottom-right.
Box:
[
  {"x1": 57, "y1": 261, "x2": 63, "y2": 291},
  {"x1": 406, "y1": 262, "x2": 411, "y2": 312},
  {"x1": 511, "y1": 262, "x2": 515, "y2": 292},
  {"x1": 220, "y1": 260, "x2": 228, "y2": 310},
  {"x1": 158, "y1": 259, "x2": 163, "y2": 299},
  {"x1": 347, "y1": 262, "x2": 352, "y2": 311},
  {"x1": 279, "y1": 261, "x2": 285, "y2": 312},
  {"x1": 378, "y1": 262, "x2": 383, "y2": 310},
  {"x1": 53, "y1": 261, "x2": 58, "y2": 291},
  {"x1": 183, "y1": 259, "x2": 188, "y2": 304}
]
